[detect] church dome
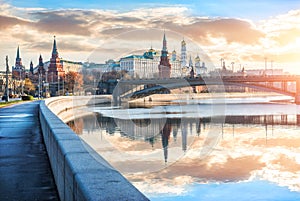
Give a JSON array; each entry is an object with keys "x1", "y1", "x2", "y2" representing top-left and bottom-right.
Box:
[{"x1": 181, "y1": 39, "x2": 186, "y2": 46}]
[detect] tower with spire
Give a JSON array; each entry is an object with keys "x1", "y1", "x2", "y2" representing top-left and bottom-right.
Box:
[
  {"x1": 195, "y1": 55, "x2": 201, "y2": 75},
  {"x1": 181, "y1": 39, "x2": 187, "y2": 67},
  {"x1": 189, "y1": 55, "x2": 194, "y2": 78},
  {"x1": 158, "y1": 32, "x2": 171, "y2": 78},
  {"x1": 15, "y1": 46, "x2": 22, "y2": 67},
  {"x1": 30, "y1": 61, "x2": 34, "y2": 74},
  {"x1": 38, "y1": 54, "x2": 45, "y2": 75},
  {"x1": 48, "y1": 36, "x2": 64, "y2": 82},
  {"x1": 161, "y1": 120, "x2": 172, "y2": 163},
  {"x1": 12, "y1": 46, "x2": 25, "y2": 79}
]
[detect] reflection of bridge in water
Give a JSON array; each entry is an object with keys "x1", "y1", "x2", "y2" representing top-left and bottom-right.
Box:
[
  {"x1": 114, "y1": 75, "x2": 300, "y2": 104},
  {"x1": 68, "y1": 113, "x2": 300, "y2": 163}
]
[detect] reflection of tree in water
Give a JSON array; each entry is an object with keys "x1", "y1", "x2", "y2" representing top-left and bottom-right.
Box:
[{"x1": 67, "y1": 117, "x2": 83, "y2": 134}]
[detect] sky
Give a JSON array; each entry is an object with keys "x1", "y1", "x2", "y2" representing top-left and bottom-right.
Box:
[{"x1": 1, "y1": 0, "x2": 300, "y2": 73}]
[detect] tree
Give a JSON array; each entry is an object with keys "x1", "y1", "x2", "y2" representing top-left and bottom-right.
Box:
[
  {"x1": 24, "y1": 78, "x2": 35, "y2": 96},
  {"x1": 65, "y1": 71, "x2": 83, "y2": 94}
]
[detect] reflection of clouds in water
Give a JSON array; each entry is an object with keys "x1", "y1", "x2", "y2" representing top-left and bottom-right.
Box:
[
  {"x1": 79, "y1": 115, "x2": 300, "y2": 196},
  {"x1": 124, "y1": 125, "x2": 300, "y2": 195},
  {"x1": 133, "y1": 176, "x2": 194, "y2": 196}
]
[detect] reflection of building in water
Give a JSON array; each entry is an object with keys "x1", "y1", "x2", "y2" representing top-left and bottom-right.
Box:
[
  {"x1": 172, "y1": 119, "x2": 181, "y2": 142},
  {"x1": 161, "y1": 119, "x2": 172, "y2": 163},
  {"x1": 224, "y1": 115, "x2": 298, "y2": 125},
  {"x1": 181, "y1": 121, "x2": 188, "y2": 152},
  {"x1": 69, "y1": 112, "x2": 300, "y2": 164},
  {"x1": 196, "y1": 118, "x2": 201, "y2": 136},
  {"x1": 113, "y1": 117, "x2": 165, "y2": 140}
]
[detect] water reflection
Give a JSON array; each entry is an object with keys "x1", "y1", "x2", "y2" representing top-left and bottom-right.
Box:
[
  {"x1": 68, "y1": 108, "x2": 300, "y2": 199},
  {"x1": 69, "y1": 113, "x2": 300, "y2": 151}
]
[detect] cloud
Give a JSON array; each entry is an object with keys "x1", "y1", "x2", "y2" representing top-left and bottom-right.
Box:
[
  {"x1": 0, "y1": 15, "x2": 31, "y2": 29},
  {"x1": 32, "y1": 11, "x2": 92, "y2": 36},
  {"x1": 272, "y1": 28, "x2": 300, "y2": 46},
  {"x1": 191, "y1": 18, "x2": 265, "y2": 45},
  {"x1": 0, "y1": 1, "x2": 300, "y2": 71}
]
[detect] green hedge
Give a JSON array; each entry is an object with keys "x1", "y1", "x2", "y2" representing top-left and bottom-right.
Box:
[{"x1": 22, "y1": 95, "x2": 34, "y2": 101}]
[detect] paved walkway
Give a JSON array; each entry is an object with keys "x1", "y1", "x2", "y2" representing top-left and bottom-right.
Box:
[{"x1": 0, "y1": 101, "x2": 59, "y2": 200}]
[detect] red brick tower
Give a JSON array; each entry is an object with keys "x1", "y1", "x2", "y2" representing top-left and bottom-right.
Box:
[
  {"x1": 48, "y1": 36, "x2": 64, "y2": 82},
  {"x1": 158, "y1": 32, "x2": 171, "y2": 78},
  {"x1": 12, "y1": 46, "x2": 25, "y2": 79}
]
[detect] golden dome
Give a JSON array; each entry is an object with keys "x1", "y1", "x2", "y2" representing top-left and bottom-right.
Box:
[{"x1": 181, "y1": 39, "x2": 186, "y2": 46}]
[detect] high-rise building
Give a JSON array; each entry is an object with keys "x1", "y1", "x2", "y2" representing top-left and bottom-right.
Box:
[{"x1": 158, "y1": 32, "x2": 171, "y2": 78}]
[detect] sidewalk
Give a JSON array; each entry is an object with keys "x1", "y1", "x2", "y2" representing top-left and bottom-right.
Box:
[{"x1": 0, "y1": 101, "x2": 59, "y2": 200}]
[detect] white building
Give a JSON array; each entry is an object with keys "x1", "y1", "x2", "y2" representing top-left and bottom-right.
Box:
[
  {"x1": 119, "y1": 47, "x2": 183, "y2": 78},
  {"x1": 120, "y1": 48, "x2": 160, "y2": 78}
]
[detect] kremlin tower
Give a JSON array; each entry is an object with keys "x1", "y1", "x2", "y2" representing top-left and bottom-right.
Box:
[
  {"x1": 15, "y1": 46, "x2": 22, "y2": 67},
  {"x1": 29, "y1": 61, "x2": 34, "y2": 74},
  {"x1": 12, "y1": 46, "x2": 25, "y2": 79},
  {"x1": 48, "y1": 36, "x2": 64, "y2": 82},
  {"x1": 38, "y1": 54, "x2": 45, "y2": 75},
  {"x1": 158, "y1": 32, "x2": 171, "y2": 78}
]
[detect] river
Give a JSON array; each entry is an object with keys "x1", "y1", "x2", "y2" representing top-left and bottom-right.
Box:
[{"x1": 68, "y1": 94, "x2": 300, "y2": 201}]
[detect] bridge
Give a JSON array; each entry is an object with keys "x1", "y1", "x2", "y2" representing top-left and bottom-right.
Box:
[{"x1": 113, "y1": 75, "x2": 300, "y2": 104}]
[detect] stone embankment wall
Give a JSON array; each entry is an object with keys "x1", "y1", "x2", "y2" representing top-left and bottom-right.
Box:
[{"x1": 39, "y1": 96, "x2": 149, "y2": 201}]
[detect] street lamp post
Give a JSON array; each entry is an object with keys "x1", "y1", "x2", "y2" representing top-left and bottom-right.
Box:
[
  {"x1": 62, "y1": 75, "x2": 64, "y2": 96},
  {"x1": 264, "y1": 57, "x2": 267, "y2": 75},
  {"x1": 45, "y1": 71, "x2": 48, "y2": 97},
  {"x1": 5, "y1": 56, "x2": 9, "y2": 102},
  {"x1": 271, "y1": 60, "x2": 273, "y2": 75},
  {"x1": 57, "y1": 75, "x2": 60, "y2": 96},
  {"x1": 19, "y1": 65, "x2": 24, "y2": 96},
  {"x1": 38, "y1": 71, "x2": 41, "y2": 99},
  {"x1": 220, "y1": 58, "x2": 224, "y2": 69}
]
